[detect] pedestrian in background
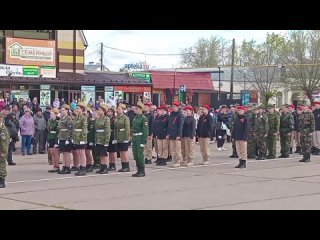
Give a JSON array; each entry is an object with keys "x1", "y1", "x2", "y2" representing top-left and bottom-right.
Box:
[
  {"x1": 33, "y1": 108, "x2": 47, "y2": 154},
  {"x1": 19, "y1": 108, "x2": 35, "y2": 156}
]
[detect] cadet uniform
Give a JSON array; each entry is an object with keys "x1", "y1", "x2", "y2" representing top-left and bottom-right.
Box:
[
  {"x1": 114, "y1": 113, "x2": 131, "y2": 172},
  {"x1": 144, "y1": 103, "x2": 153, "y2": 164},
  {"x1": 152, "y1": 110, "x2": 161, "y2": 163},
  {"x1": 196, "y1": 105, "x2": 213, "y2": 164},
  {"x1": 279, "y1": 106, "x2": 294, "y2": 158},
  {"x1": 267, "y1": 105, "x2": 279, "y2": 159},
  {"x1": 182, "y1": 106, "x2": 196, "y2": 166},
  {"x1": 298, "y1": 104, "x2": 315, "y2": 162},
  {"x1": 107, "y1": 114, "x2": 117, "y2": 170},
  {"x1": 72, "y1": 113, "x2": 88, "y2": 149},
  {"x1": 0, "y1": 113, "x2": 10, "y2": 188},
  {"x1": 131, "y1": 107, "x2": 149, "y2": 177},
  {"x1": 156, "y1": 105, "x2": 169, "y2": 166},
  {"x1": 86, "y1": 116, "x2": 95, "y2": 172},
  {"x1": 254, "y1": 106, "x2": 269, "y2": 160},
  {"x1": 95, "y1": 114, "x2": 111, "y2": 174},
  {"x1": 245, "y1": 104, "x2": 256, "y2": 159},
  {"x1": 47, "y1": 115, "x2": 59, "y2": 172}
]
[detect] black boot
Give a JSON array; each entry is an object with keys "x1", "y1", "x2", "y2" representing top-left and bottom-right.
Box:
[
  {"x1": 145, "y1": 159, "x2": 152, "y2": 164},
  {"x1": 290, "y1": 148, "x2": 293, "y2": 154},
  {"x1": 0, "y1": 178, "x2": 5, "y2": 188},
  {"x1": 166, "y1": 156, "x2": 172, "y2": 162},
  {"x1": 75, "y1": 166, "x2": 87, "y2": 176},
  {"x1": 157, "y1": 158, "x2": 166, "y2": 166},
  {"x1": 294, "y1": 146, "x2": 301, "y2": 153},
  {"x1": 132, "y1": 166, "x2": 146, "y2": 177},
  {"x1": 299, "y1": 153, "x2": 307, "y2": 162},
  {"x1": 97, "y1": 164, "x2": 108, "y2": 174},
  {"x1": 8, "y1": 161, "x2": 16, "y2": 166},
  {"x1": 154, "y1": 158, "x2": 160, "y2": 164},
  {"x1": 311, "y1": 146, "x2": 316, "y2": 154},
  {"x1": 108, "y1": 163, "x2": 116, "y2": 171},
  {"x1": 304, "y1": 153, "x2": 311, "y2": 163},
  {"x1": 86, "y1": 164, "x2": 94, "y2": 173},
  {"x1": 229, "y1": 154, "x2": 238, "y2": 158},
  {"x1": 256, "y1": 154, "x2": 265, "y2": 160},
  {"x1": 59, "y1": 166, "x2": 71, "y2": 174},
  {"x1": 314, "y1": 148, "x2": 320, "y2": 156},
  {"x1": 278, "y1": 154, "x2": 285, "y2": 158},
  {"x1": 119, "y1": 162, "x2": 130, "y2": 172},
  {"x1": 234, "y1": 160, "x2": 241, "y2": 168},
  {"x1": 118, "y1": 162, "x2": 125, "y2": 172},
  {"x1": 71, "y1": 166, "x2": 79, "y2": 171},
  {"x1": 239, "y1": 160, "x2": 246, "y2": 169}
]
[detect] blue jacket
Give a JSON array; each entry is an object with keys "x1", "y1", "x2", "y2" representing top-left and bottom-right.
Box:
[{"x1": 167, "y1": 110, "x2": 184, "y2": 139}]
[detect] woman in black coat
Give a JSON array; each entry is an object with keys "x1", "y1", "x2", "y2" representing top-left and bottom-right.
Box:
[{"x1": 215, "y1": 106, "x2": 230, "y2": 151}]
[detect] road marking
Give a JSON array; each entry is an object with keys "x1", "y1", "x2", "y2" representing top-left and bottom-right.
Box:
[{"x1": 6, "y1": 157, "x2": 303, "y2": 185}]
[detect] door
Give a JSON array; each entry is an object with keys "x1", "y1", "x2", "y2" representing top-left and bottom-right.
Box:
[{"x1": 69, "y1": 90, "x2": 81, "y2": 104}]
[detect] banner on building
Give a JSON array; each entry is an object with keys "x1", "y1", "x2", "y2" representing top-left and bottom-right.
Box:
[
  {"x1": 40, "y1": 85, "x2": 51, "y2": 106},
  {"x1": 6, "y1": 37, "x2": 56, "y2": 66},
  {"x1": 143, "y1": 92, "x2": 151, "y2": 103},
  {"x1": 0, "y1": 64, "x2": 56, "y2": 78},
  {"x1": 81, "y1": 86, "x2": 95, "y2": 105}
]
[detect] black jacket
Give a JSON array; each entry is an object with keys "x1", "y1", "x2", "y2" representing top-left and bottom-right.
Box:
[
  {"x1": 157, "y1": 114, "x2": 169, "y2": 139},
  {"x1": 167, "y1": 110, "x2": 184, "y2": 139},
  {"x1": 151, "y1": 115, "x2": 160, "y2": 137},
  {"x1": 196, "y1": 113, "x2": 213, "y2": 138},
  {"x1": 182, "y1": 116, "x2": 196, "y2": 138},
  {"x1": 216, "y1": 113, "x2": 230, "y2": 130},
  {"x1": 313, "y1": 109, "x2": 320, "y2": 131},
  {"x1": 144, "y1": 112, "x2": 153, "y2": 136},
  {"x1": 233, "y1": 114, "x2": 249, "y2": 141},
  {"x1": 292, "y1": 111, "x2": 298, "y2": 131}
]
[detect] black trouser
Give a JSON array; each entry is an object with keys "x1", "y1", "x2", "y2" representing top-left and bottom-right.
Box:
[
  {"x1": 33, "y1": 130, "x2": 45, "y2": 153},
  {"x1": 216, "y1": 129, "x2": 226, "y2": 148},
  {"x1": 210, "y1": 127, "x2": 216, "y2": 141},
  {"x1": 7, "y1": 141, "x2": 14, "y2": 164}
]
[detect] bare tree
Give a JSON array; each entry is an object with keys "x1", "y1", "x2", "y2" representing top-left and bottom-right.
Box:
[
  {"x1": 238, "y1": 33, "x2": 284, "y2": 105},
  {"x1": 180, "y1": 36, "x2": 231, "y2": 67},
  {"x1": 280, "y1": 30, "x2": 320, "y2": 102}
]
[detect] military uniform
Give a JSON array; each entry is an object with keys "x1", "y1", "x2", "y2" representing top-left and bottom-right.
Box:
[
  {"x1": 144, "y1": 111, "x2": 153, "y2": 164},
  {"x1": 57, "y1": 115, "x2": 74, "y2": 152},
  {"x1": 0, "y1": 115, "x2": 10, "y2": 188},
  {"x1": 229, "y1": 112, "x2": 239, "y2": 158},
  {"x1": 72, "y1": 114, "x2": 88, "y2": 148},
  {"x1": 298, "y1": 107, "x2": 315, "y2": 162},
  {"x1": 254, "y1": 108, "x2": 269, "y2": 160},
  {"x1": 279, "y1": 111, "x2": 294, "y2": 158},
  {"x1": 114, "y1": 113, "x2": 130, "y2": 172},
  {"x1": 245, "y1": 105, "x2": 256, "y2": 158},
  {"x1": 196, "y1": 110, "x2": 213, "y2": 164},
  {"x1": 86, "y1": 117, "x2": 95, "y2": 172},
  {"x1": 131, "y1": 113, "x2": 149, "y2": 177},
  {"x1": 156, "y1": 111, "x2": 169, "y2": 166},
  {"x1": 107, "y1": 115, "x2": 117, "y2": 171},
  {"x1": 267, "y1": 106, "x2": 280, "y2": 159}
]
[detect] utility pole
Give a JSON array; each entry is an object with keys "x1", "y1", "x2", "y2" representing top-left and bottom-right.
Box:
[
  {"x1": 100, "y1": 42, "x2": 103, "y2": 71},
  {"x1": 230, "y1": 38, "x2": 235, "y2": 99}
]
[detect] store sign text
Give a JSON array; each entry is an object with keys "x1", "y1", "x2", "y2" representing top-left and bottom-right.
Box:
[{"x1": 124, "y1": 61, "x2": 149, "y2": 70}]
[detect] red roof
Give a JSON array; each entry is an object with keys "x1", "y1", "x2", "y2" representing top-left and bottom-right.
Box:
[{"x1": 150, "y1": 71, "x2": 213, "y2": 91}]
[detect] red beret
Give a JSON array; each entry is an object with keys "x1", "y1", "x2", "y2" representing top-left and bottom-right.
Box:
[
  {"x1": 309, "y1": 106, "x2": 313, "y2": 110},
  {"x1": 172, "y1": 101, "x2": 180, "y2": 107},
  {"x1": 159, "y1": 105, "x2": 168, "y2": 110},
  {"x1": 144, "y1": 102, "x2": 152, "y2": 107},
  {"x1": 237, "y1": 106, "x2": 246, "y2": 111},
  {"x1": 314, "y1": 101, "x2": 320, "y2": 105},
  {"x1": 185, "y1": 105, "x2": 193, "y2": 111},
  {"x1": 298, "y1": 106, "x2": 303, "y2": 111},
  {"x1": 289, "y1": 104, "x2": 295, "y2": 109},
  {"x1": 202, "y1": 104, "x2": 210, "y2": 110}
]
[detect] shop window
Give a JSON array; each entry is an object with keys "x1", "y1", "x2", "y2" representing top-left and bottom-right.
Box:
[{"x1": 13, "y1": 30, "x2": 55, "y2": 40}]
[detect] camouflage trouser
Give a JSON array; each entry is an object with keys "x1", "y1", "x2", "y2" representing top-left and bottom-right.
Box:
[
  {"x1": 0, "y1": 155, "x2": 7, "y2": 179},
  {"x1": 267, "y1": 133, "x2": 277, "y2": 158},
  {"x1": 256, "y1": 134, "x2": 267, "y2": 157},
  {"x1": 300, "y1": 131, "x2": 312, "y2": 154},
  {"x1": 247, "y1": 132, "x2": 256, "y2": 158},
  {"x1": 280, "y1": 132, "x2": 291, "y2": 156}
]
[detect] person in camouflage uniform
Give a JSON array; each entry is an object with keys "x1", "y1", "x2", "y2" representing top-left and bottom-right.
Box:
[
  {"x1": 85, "y1": 107, "x2": 95, "y2": 173},
  {"x1": 57, "y1": 106, "x2": 74, "y2": 174},
  {"x1": 47, "y1": 108, "x2": 60, "y2": 173},
  {"x1": 266, "y1": 104, "x2": 280, "y2": 159},
  {"x1": 254, "y1": 105, "x2": 269, "y2": 160},
  {"x1": 279, "y1": 104, "x2": 294, "y2": 158},
  {"x1": 298, "y1": 103, "x2": 315, "y2": 163},
  {"x1": 131, "y1": 104, "x2": 149, "y2": 177},
  {"x1": 94, "y1": 105, "x2": 111, "y2": 174},
  {"x1": 0, "y1": 113, "x2": 10, "y2": 188},
  {"x1": 245, "y1": 104, "x2": 256, "y2": 159},
  {"x1": 229, "y1": 104, "x2": 239, "y2": 158}
]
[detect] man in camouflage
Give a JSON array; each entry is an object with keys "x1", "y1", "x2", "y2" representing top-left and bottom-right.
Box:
[
  {"x1": 229, "y1": 104, "x2": 239, "y2": 158},
  {"x1": 245, "y1": 104, "x2": 256, "y2": 159},
  {"x1": 0, "y1": 113, "x2": 10, "y2": 188},
  {"x1": 279, "y1": 104, "x2": 294, "y2": 158},
  {"x1": 254, "y1": 105, "x2": 269, "y2": 160},
  {"x1": 266, "y1": 104, "x2": 279, "y2": 159},
  {"x1": 298, "y1": 103, "x2": 315, "y2": 163}
]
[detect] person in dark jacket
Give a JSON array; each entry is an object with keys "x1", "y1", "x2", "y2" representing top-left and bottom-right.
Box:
[
  {"x1": 290, "y1": 105, "x2": 298, "y2": 154},
  {"x1": 3, "y1": 108, "x2": 17, "y2": 166},
  {"x1": 312, "y1": 101, "x2": 320, "y2": 155},
  {"x1": 196, "y1": 104, "x2": 213, "y2": 165},
  {"x1": 156, "y1": 105, "x2": 169, "y2": 166},
  {"x1": 152, "y1": 107, "x2": 161, "y2": 163},
  {"x1": 234, "y1": 106, "x2": 250, "y2": 169},
  {"x1": 182, "y1": 106, "x2": 196, "y2": 166},
  {"x1": 166, "y1": 102, "x2": 184, "y2": 167},
  {"x1": 216, "y1": 106, "x2": 230, "y2": 151}
]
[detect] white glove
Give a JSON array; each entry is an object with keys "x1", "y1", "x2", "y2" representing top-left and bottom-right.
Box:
[
  {"x1": 65, "y1": 140, "x2": 70, "y2": 145},
  {"x1": 54, "y1": 144, "x2": 59, "y2": 148},
  {"x1": 58, "y1": 140, "x2": 60, "y2": 144},
  {"x1": 89, "y1": 142, "x2": 94, "y2": 146},
  {"x1": 71, "y1": 139, "x2": 74, "y2": 143},
  {"x1": 47, "y1": 143, "x2": 50, "y2": 147},
  {"x1": 80, "y1": 141, "x2": 85, "y2": 145},
  {"x1": 124, "y1": 141, "x2": 129, "y2": 143},
  {"x1": 112, "y1": 140, "x2": 117, "y2": 144},
  {"x1": 140, "y1": 144, "x2": 145, "y2": 147},
  {"x1": 104, "y1": 144, "x2": 109, "y2": 147},
  {"x1": 218, "y1": 136, "x2": 222, "y2": 139}
]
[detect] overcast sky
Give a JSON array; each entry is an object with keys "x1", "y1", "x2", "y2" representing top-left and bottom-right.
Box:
[{"x1": 83, "y1": 30, "x2": 288, "y2": 72}]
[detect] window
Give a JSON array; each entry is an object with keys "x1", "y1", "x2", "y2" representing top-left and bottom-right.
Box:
[{"x1": 13, "y1": 30, "x2": 55, "y2": 40}]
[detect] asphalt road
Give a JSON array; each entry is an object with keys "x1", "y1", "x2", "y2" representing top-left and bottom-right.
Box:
[{"x1": 1, "y1": 142, "x2": 320, "y2": 210}]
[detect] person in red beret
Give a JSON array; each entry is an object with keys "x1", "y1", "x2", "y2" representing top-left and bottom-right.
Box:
[
  {"x1": 152, "y1": 106, "x2": 163, "y2": 163},
  {"x1": 196, "y1": 104, "x2": 213, "y2": 165},
  {"x1": 155, "y1": 105, "x2": 170, "y2": 166},
  {"x1": 166, "y1": 101, "x2": 184, "y2": 167},
  {"x1": 233, "y1": 106, "x2": 250, "y2": 168},
  {"x1": 181, "y1": 106, "x2": 196, "y2": 166}
]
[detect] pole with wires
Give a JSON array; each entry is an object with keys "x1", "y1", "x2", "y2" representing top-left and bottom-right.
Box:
[{"x1": 100, "y1": 43, "x2": 103, "y2": 71}]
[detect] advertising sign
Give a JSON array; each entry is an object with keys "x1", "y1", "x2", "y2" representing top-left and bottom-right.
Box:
[
  {"x1": 10, "y1": 90, "x2": 29, "y2": 100},
  {"x1": 81, "y1": 86, "x2": 95, "y2": 105},
  {"x1": 23, "y1": 66, "x2": 39, "y2": 77},
  {"x1": 0, "y1": 64, "x2": 56, "y2": 78},
  {"x1": 40, "y1": 85, "x2": 51, "y2": 106},
  {"x1": 105, "y1": 91, "x2": 115, "y2": 107},
  {"x1": 40, "y1": 66, "x2": 56, "y2": 78},
  {"x1": 143, "y1": 92, "x2": 151, "y2": 103},
  {"x1": 104, "y1": 86, "x2": 114, "y2": 92},
  {"x1": 114, "y1": 91, "x2": 124, "y2": 102},
  {"x1": 130, "y1": 72, "x2": 151, "y2": 82},
  {"x1": 0, "y1": 64, "x2": 23, "y2": 77},
  {"x1": 6, "y1": 37, "x2": 55, "y2": 66}
]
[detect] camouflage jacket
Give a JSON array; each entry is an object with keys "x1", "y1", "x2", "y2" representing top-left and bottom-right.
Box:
[
  {"x1": 0, "y1": 123, "x2": 9, "y2": 155},
  {"x1": 298, "y1": 110, "x2": 315, "y2": 134},
  {"x1": 279, "y1": 112, "x2": 294, "y2": 133},
  {"x1": 267, "y1": 112, "x2": 280, "y2": 134},
  {"x1": 95, "y1": 115, "x2": 111, "y2": 145},
  {"x1": 230, "y1": 112, "x2": 238, "y2": 133},
  {"x1": 132, "y1": 113, "x2": 149, "y2": 145},
  {"x1": 72, "y1": 114, "x2": 88, "y2": 144},
  {"x1": 47, "y1": 119, "x2": 59, "y2": 141},
  {"x1": 114, "y1": 114, "x2": 130, "y2": 143},
  {"x1": 57, "y1": 115, "x2": 74, "y2": 141},
  {"x1": 254, "y1": 113, "x2": 269, "y2": 134},
  {"x1": 245, "y1": 110, "x2": 255, "y2": 133},
  {"x1": 87, "y1": 118, "x2": 95, "y2": 144}
]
